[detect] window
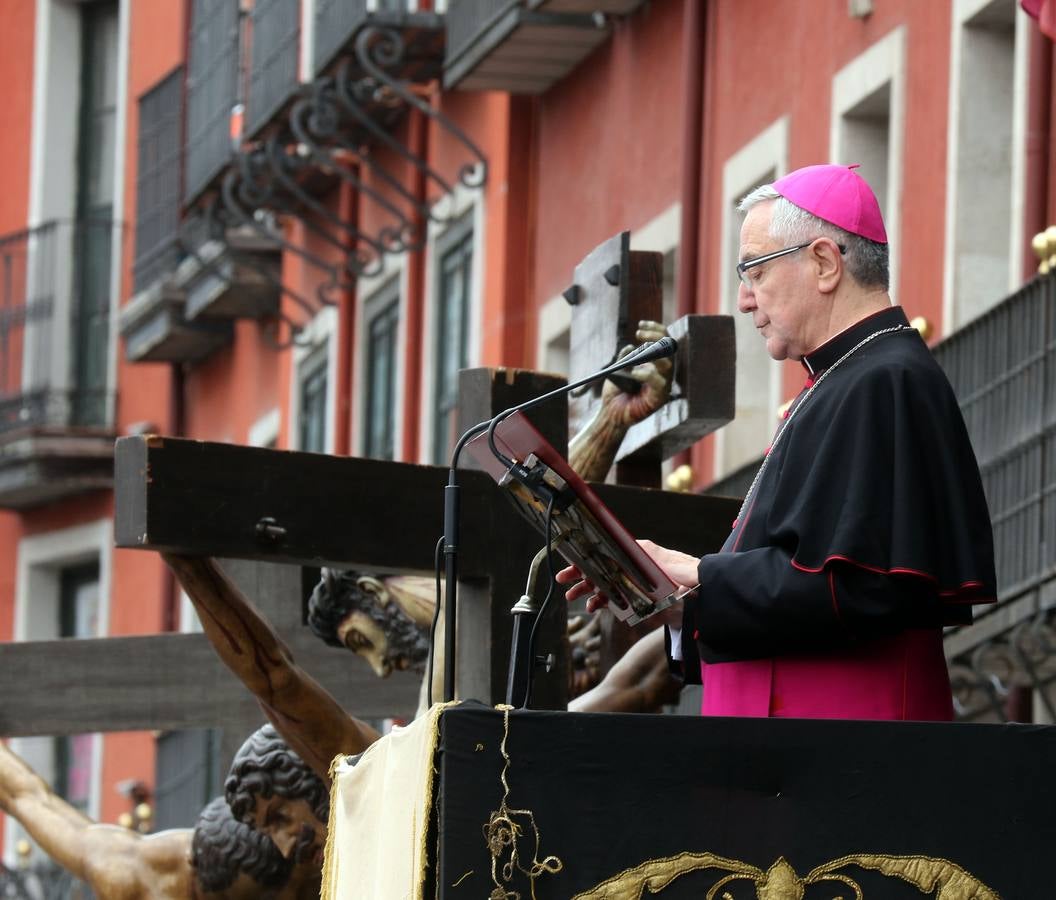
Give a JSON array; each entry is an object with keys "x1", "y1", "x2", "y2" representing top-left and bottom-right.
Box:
[
  {"x1": 945, "y1": 0, "x2": 1027, "y2": 328},
  {"x1": 830, "y1": 26, "x2": 905, "y2": 301},
  {"x1": 153, "y1": 729, "x2": 222, "y2": 831},
  {"x1": 71, "y1": 0, "x2": 118, "y2": 427},
  {"x1": 363, "y1": 281, "x2": 400, "y2": 460},
  {"x1": 716, "y1": 118, "x2": 788, "y2": 480},
  {"x1": 298, "y1": 347, "x2": 329, "y2": 453},
  {"x1": 431, "y1": 217, "x2": 474, "y2": 465},
  {"x1": 54, "y1": 562, "x2": 100, "y2": 813}
]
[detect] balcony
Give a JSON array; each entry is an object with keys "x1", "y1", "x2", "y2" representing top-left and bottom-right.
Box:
[
  {"x1": 0, "y1": 220, "x2": 119, "y2": 510},
  {"x1": 313, "y1": 0, "x2": 443, "y2": 82},
  {"x1": 444, "y1": 0, "x2": 646, "y2": 93},
  {"x1": 119, "y1": 276, "x2": 232, "y2": 365},
  {"x1": 931, "y1": 273, "x2": 1056, "y2": 720},
  {"x1": 245, "y1": 0, "x2": 301, "y2": 140},
  {"x1": 134, "y1": 66, "x2": 184, "y2": 295},
  {"x1": 184, "y1": 0, "x2": 240, "y2": 206},
  {"x1": 178, "y1": 227, "x2": 281, "y2": 321}
]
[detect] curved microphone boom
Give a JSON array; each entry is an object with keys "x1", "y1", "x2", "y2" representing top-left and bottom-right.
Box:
[{"x1": 437, "y1": 335, "x2": 679, "y2": 703}]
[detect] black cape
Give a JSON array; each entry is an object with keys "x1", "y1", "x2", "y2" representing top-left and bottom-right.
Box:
[{"x1": 684, "y1": 306, "x2": 996, "y2": 665}]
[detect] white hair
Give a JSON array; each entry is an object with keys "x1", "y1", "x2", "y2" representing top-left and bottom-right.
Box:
[{"x1": 738, "y1": 185, "x2": 889, "y2": 290}]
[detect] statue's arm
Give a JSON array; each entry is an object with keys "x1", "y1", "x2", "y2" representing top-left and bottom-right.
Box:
[
  {"x1": 567, "y1": 627, "x2": 680, "y2": 714},
  {"x1": 0, "y1": 741, "x2": 94, "y2": 881},
  {"x1": 162, "y1": 554, "x2": 380, "y2": 781},
  {"x1": 567, "y1": 320, "x2": 673, "y2": 482}
]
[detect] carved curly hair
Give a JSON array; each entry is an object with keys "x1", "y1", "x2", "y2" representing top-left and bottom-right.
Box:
[
  {"x1": 224, "y1": 725, "x2": 329, "y2": 828},
  {"x1": 191, "y1": 796, "x2": 291, "y2": 892},
  {"x1": 307, "y1": 568, "x2": 429, "y2": 670}
]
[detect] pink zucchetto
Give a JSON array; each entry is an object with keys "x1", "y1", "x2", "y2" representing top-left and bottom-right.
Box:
[{"x1": 772, "y1": 163, "x2": 888, "y2": 244}]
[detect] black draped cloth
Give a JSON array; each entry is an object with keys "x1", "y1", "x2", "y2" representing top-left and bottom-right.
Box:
[{"x1": 681, "y1": 306, "x2": 996, "y2": 670}]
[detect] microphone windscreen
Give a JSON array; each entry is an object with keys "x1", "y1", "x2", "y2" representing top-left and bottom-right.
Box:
[{"x1": 628, "y1": 336, "x2": 678, "y2": 365}]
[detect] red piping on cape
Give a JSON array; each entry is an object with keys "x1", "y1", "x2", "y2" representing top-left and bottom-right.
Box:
[
  {"x1": 827, "y1": 568, "x2": 842, "y2": 621},
  {"x1": 790, "y1": 555, "x2": 992, "y2": 601}
]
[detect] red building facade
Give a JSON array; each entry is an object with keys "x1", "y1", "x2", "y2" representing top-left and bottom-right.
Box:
[{"x1": 1, "y1": 0, "x2": 1049, "y2": 860}]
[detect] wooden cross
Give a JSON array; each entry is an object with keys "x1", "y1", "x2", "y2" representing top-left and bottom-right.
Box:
[
  {"x1": 566, "y1": 231, "x2": 735, "y2": 487},
  {"x1": 106, "y1": 369, "x2": 737, "y2": 714}
]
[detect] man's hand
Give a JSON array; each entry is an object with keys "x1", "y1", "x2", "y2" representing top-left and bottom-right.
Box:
[
  {"x1": 600, "y1": 321, "x2": 674, "y2": 427},
  {"x1": 556, "y1": 539, "x2": 699, "y2": 628}
]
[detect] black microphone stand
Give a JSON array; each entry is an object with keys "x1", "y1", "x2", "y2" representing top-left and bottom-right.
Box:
[{"x1": 440, "y1": 337, "x2": 677, "y2": 703}]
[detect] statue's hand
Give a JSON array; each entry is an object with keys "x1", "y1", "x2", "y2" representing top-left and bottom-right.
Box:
[
  {"x1": 600, "y1": 320, "x2": 673, "y2": 427},
  {"x1": 567, "y1": 614, "x2": 602, "y2": 698}
]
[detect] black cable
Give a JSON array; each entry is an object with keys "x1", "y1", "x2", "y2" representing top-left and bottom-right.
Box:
[
  {"x1": 521, "y1": 493, "x2": 557, "y2": 709},
  {"x1": 429, "y1": 534, "x2": 444, "y2": 708}
]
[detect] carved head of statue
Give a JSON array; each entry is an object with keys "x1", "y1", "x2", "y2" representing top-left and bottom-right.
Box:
[
  {"x1": 307, "y1": 568, "x2": 430, "y2": 678},
  {"x1": 192, "y1": 795, "x2": 292, "y2": 898},
  {"x1": 225, "y1": 726, "x2": 329, "y2": 869}
]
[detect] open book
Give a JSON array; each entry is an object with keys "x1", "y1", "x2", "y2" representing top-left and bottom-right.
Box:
[{"x1": 465, "y1": 411, "x2": 678, "y2": 626}]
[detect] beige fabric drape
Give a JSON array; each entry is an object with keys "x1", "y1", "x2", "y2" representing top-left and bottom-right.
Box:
[{"x1": 321, "y1": 702, "x2": 451, "y2": 900}]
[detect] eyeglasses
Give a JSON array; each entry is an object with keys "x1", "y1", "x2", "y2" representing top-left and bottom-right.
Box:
[{"x1": 736, "y1": 239, "x2": 846, "y2": 288}]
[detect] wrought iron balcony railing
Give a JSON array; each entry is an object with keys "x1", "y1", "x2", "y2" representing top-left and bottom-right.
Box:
[
  {"x1": 932, "y1": 275, "x2": 1056, "y2": 602},
  {"x1": 930, "y1": 276, "x2": 1056, "y2": 722},
  {"x1": 134, "y1": 66, "x2": 184, "y2": 293},
  {"x1": 0, "y1": 219, "x2": 117, "y2": 434},
  {"x1": 185, "y1": 0, "x2": 240, "y2": 205},
  {"x1": 245, "y1": 0, "x2": 301, "y2": 139},
  {"x1": 313, "y1": 0, "x2": 423, "y2": 77}
]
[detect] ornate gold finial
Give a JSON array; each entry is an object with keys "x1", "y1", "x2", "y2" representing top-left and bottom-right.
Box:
[
  {"x1": 1031, "y1": 227, "x2": 1054, "y2": 274},
  {"x1": 665, "y1": 464, "x2": 693, "y2": 493},
  {"x1": 1044, "y1": 225, "x2": 1056, "y2": 275},
  {"x1": 117, "y1": 812, "x2": 134, "y2": 829},
  {"x1": 909, "y1": 316, "x2": 932, "y2": 340},
  {"x1": 15, "y1": 839, "x2": 31, "y2": 860},
  {"x1": 1032, "y1": 229, "x2": 1049, "y2": 274},
  {"x1": 135, "y1": 802, "x2": 153, "y2": 832}
]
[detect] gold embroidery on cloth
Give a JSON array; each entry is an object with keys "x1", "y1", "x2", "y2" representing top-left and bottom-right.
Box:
[
  {"x1": 483, "y1": 705, "x2": 563, "y2": 900},
  {"x1": 571, "y1": 851, "x2": 1001, "y2": 899}
]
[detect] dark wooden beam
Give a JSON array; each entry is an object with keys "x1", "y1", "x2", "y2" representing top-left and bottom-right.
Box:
[
  {"x1": 0, "y1": 631, "x2": 420, "y2": 737},
  {"x1": 115, "y1": 435, "x2": 498, "y2": 575},
  {"x1": 0, "y1": 559, "x2": 421, "y2": 738},
  {"x1": 112, "y1": 381, "x2": 741, "y2": 711}
]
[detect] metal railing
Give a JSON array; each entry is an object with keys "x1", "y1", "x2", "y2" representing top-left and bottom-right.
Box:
[
  {"x1": 0, "y1": 860, "x2": 94, "y2": 899},
  {"x1": 313, "y1": 0, "x2": 370, "y2": 75},
  {"x1": 246, "y1": 0, "x2": 301, "y2": 138},
  {"x1": 185, "y1": 0, "x2": 240, "y2": 204},
  {"x1": 445, "y1": 0, "x2": 519, "y2": 68},
  {"x1": 134, "y1": 67, "x2": 184, "y2": 293},
  {"x1": 932, "y1": 274, "x2": 1056, "y2": 601},
  {"x1": 0, "y1": 220, "x2": 117, "y2": 433}
]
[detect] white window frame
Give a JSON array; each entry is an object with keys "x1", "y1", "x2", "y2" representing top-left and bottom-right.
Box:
[
  {"x1": 630, "y1": 200, "x2": 682, "y2": 325},
  {"x1": 248, "y1": 407, "x2": 281, "y2": 448},
  {"x1": 5, "y1": 520, "x2": 113, "y2": 862},
  {"x1": 943, "y1": 0, "x2": 1029, "y2": 331},
  {"x1": 715, "y1": 117, "x2": 788, "y2": 481},
  {"x1": 354, "y1": 255, "x2": 408, "y2": 459},
  {"x1": 829, "y1": 25, "x2": 906, "y2": 304},
  {"x1": 535, "y1": 292, "x2": 571, "y2": 378},
  {"x1": 418, "y1": 170, "x2": 485, "y2": 465},
  {"x1": 289, "y1": 306, "x2": 338, "y2": 453},
  {"x1": 27, "y1": 0, "x2": 128, "y2": 429}
]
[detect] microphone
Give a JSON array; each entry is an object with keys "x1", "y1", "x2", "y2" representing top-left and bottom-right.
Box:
[
  {"x1": 436, "y1": 336, "x2": 679, "y2": 704},
  {"x1": 619, "y1": 335, "x2": 678, "y2": 367}
]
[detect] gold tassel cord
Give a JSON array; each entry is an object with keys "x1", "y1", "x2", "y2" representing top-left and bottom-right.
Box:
[{"x1": 483, "y1": 706, "x2": 564, "y2": 900}]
